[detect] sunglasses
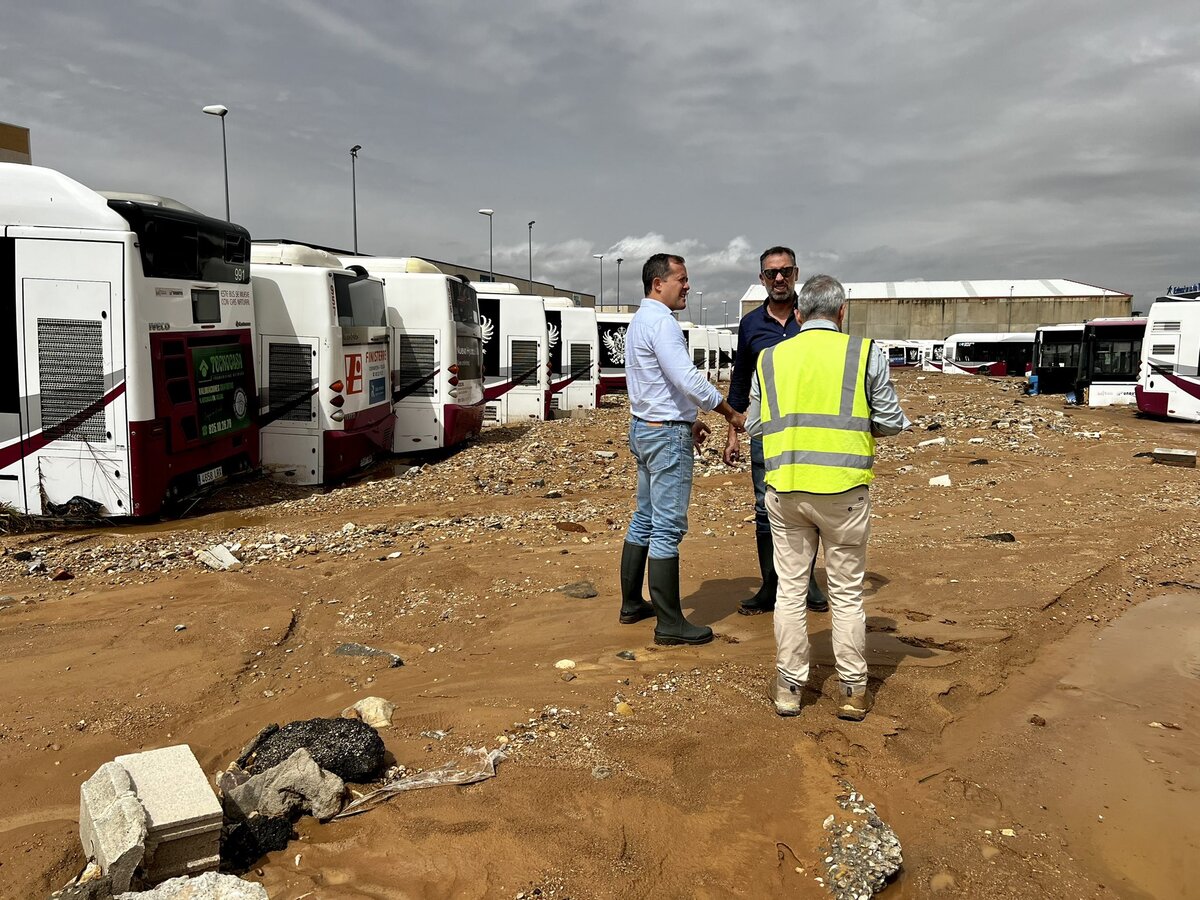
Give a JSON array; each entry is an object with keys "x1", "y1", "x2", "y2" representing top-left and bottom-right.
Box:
[{"x1": 761, "y1": 267, "x2": 797, "y2": 281}]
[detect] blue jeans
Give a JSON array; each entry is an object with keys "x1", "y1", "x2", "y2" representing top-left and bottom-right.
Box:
[
  {"x1": 625, "y1": 418, "x2": 694, "y2": 559},
  {"x1": 751, "y1": 436, "x2": 769, "y2": 535}
]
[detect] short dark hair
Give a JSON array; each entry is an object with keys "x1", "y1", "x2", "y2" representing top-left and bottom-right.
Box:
[
  {"x1": 642, "y1": 253, "x2": 685, "y2": 295},
  {"x1": 759, "y1": 246, "x2": 796, "y2": 268}
]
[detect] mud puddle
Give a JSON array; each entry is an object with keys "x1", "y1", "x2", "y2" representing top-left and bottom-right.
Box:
[{"x1": 919, "y1": 593, "x2": 1200, "y2": 899}]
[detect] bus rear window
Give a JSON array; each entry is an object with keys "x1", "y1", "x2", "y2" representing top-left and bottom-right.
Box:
[
  {"x1": 449, "y1": 280, "x2": 480, "y2": 326},
  {"x1": 333, "y1": 274, "x2": 386, "y2": 327}
]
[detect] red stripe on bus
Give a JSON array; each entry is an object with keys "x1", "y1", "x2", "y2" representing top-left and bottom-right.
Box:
[{"x1": 0, "y1": 382, "x2": 126, "y2": 470}]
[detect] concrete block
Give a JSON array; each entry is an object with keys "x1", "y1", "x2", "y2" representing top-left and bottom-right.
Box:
[
  {"x1": 85, "y1": 794, "x2": 146, "y2": 894},
  {"x1": 115, "y1": 745, "x2": 223, "y2": 834},
  {"x1": 1151, "y1": 447, "x2": 1197, "y2": 468},
  {"x1": 80, "y1": 762, "x2": 135, "y2": 859},
  {"x1": 225, "y1": 748, "x2": 345, "y2": 822}
]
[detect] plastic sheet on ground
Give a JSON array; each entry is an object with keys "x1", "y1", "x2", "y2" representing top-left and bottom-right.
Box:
[{"x1": 333, "y1": 747, "x2": 507, "y2": 819}]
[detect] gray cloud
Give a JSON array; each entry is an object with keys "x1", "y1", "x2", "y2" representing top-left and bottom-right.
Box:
[{"x1": 5, "y1": 0, "x2": 1198, "y2": 316}]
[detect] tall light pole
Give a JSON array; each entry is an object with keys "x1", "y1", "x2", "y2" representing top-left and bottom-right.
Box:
[
  {"x1": 696, "y1": 291, "x2": 704, "y2": 325},
  {"x1": 593, "y1": 253, "x2": 605, "y2": 309},
  {"x1": 350, "y1": 144, "x2": 361, "y2": 253},
  {"x1": 528, "y1": 220, "x2": 535, "y2": 293},
  {"x1": 478, "y1": 209, "x2": 494, "y2": 280},
  {"x1": 201, "y1": 104, "x2": 230, "y2": 220},
  {"x1": 616, "y1": 257, "x2": 623, "y2": 308},
  {"x1": 722, "y1": 299, "x2": 729, "y2": 326}
]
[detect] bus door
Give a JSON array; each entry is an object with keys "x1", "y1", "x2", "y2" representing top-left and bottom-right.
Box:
[
  {"x1": 17, "y1": 240, "x2": 128, "y2": 515},
  {"x1": 259, "y1": 335, "x2": 321, "y2": 483},
  {"x1": 564, "y1": 339, "x2": 595, "y2": 409}
]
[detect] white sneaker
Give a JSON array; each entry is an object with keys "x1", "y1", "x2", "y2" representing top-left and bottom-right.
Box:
[{"x1": 772, "y1": 675, "x2": 804, "y2": 717}]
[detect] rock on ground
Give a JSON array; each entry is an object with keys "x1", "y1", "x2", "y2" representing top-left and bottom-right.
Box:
[
  {"x1": 219, "y1": 815, "x2": 294, "y2": 872},
  {"x1": 116, "y1": 871, "x2": 267, "y2": 899},
  {"x1": 245, "y1": 718, "x2": 385, "y2": 782},
  {"x1": 225, "y1": 748, "x2": 345, "y2": 822}
]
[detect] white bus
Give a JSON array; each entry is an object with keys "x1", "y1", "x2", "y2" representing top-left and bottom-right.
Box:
[
  {"x1": 252, "y1": 243, "x2": 393, "y2": 484},
  {"x1": 0, "y1": 164, "x2": 258, "y2": 519},
  {"x1": 597, "y1": 312, "x2": 634, "y2": 398},
  {"x1": 941, "y1": 332, "x2": 1035, "y2": 377},
  {"x1": 543, "y1": 299, "x2": 598, "y2": 413},
  {"x1": 338, "y1": 256, "x2": 484, "y2": 451},
  {"x1": 1076, "y1": 317, "x2": 1146, "y2": 407},
  {"x1": 1032, "y1": 324, "x2": 1085, "y2": 394},
  {"x1": 717, "y1": 329, "x2": 733, "y2": 382},
  {"x1": 472, "y1": 284, "x2": 550, "y2": 423},
  {"x1": 919, "y1": 341, "x2": 945, "y2": 371},
  {"x1": 1137, "y1": 292, "x2": 1200, "y2": 422}
]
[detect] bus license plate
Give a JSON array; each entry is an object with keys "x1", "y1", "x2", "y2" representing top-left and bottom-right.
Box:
[{"x1": 197, "y1": 466, "x2": 224, "y2": 486}]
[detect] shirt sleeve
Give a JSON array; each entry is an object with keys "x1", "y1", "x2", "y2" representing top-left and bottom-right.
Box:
[
  {"x1": 865, "y1": 342, "x2": 911, "y2": 436},
  {"x1": 659, "y1": 317, "x2": 723, "y2": 411},
  {"x1": 745, "y1": 371, "x2": 764, "y2": 437},
  {"x1": 726, "y1": 324, "x2": 753, "y2": 412}
]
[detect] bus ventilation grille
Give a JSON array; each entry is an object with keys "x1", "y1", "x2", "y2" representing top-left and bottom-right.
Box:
[
  {"x1": 397, "y1": 334, "x2": 437, "y2": 398},
  {"x1": 512, "y1": 340, "x2": 540, "y2": 386},
  {"x1": 570, "y1": 343, "x2": 593, "y2": 375},
  {"x1": 38, "y1": 318, "x2": 106, "y2": 442},
  {"x1": 484, "y1": 403, "x2": 499, "y2": 422},
  {"x1": 269, "y1": 343, "x2": 315, "y2": 423}
]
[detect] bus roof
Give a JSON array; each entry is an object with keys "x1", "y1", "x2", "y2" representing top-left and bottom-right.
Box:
[
  {"x1": 471, "y1": 282, "x2": 521, "y2": 294},
  {"x1": 337, "y1": 255, "x2": 443, "y2": 275},
  {"x1": 1, "y1": 163, "x2": 128, "y2": 231},
  {"x1": 1035, "y1": 323, "x2": 1085, "y2": 334},
  {"x1": 945, "y1": 332, "x2": 1035, "y2": 343},
  {"x1": 252, "y1": 242, "x2": 345, "y2": 269}
]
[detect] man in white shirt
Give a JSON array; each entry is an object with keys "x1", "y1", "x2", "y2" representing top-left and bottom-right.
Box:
[{"x1": 618, "y1": 253, "x2": 746, "y2": 645}]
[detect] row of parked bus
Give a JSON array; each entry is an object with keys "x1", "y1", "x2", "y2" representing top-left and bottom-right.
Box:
[
  {"x1": 887, "y1": 293, "x2": 1200, "y2": 423},
  {"x1": 0, "y1": 164, "x2": 743, "y2": 520}
]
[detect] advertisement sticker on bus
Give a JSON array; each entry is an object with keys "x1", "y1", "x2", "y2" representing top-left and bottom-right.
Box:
[{"x1": 192, "y1": 345, "x2": 252, "y2": 439}]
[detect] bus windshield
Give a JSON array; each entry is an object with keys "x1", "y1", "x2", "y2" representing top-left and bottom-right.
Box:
[{"x1": 334, "y1": 274, "x2": 386, "y2": 327}]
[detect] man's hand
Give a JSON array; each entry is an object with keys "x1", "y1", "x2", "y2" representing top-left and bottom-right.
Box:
[
  {"x1": 727, "y1": 411, "x2": 747, "y2": 433},
  {"x1": 722, "y1": 427, "x2": 740, "y2": 465},
  {"x1": 692, "y1": 420, "x2": 712, "y2": 451}
]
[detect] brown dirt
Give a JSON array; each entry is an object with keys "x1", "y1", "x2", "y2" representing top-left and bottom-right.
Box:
[{"x1": 1, "y1": 370, "x2": 1199, "y2": 899}]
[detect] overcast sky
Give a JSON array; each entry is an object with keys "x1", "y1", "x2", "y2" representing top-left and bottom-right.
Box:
[{"x1": 5, "y1": 1, "x2": 1199, "y2": 322}]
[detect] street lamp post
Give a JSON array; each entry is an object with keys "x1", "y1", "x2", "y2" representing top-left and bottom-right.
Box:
[
  {"x1": 616, "y1": 257, "x2": 623, "y2": 308},
  {"x1": 478, "y1": 209, "x2": 494, "y2": 279},
  {"x1": 722, "y1": 299, "x2": 729, "y2": 326},
  {"x1": 528, "y1": 220, "x2": 535, "y2": 293},
  {"x1": 201, "y1": 104, "x2": 230, "y2": 220},
  {"x1": 696, "y1": 291, "x2": 704, "y2": 325},
  {"x1": 350, "y1": 144, "x2": 361, "y2": 253},
  {"x1": 593, "y1": 254, "x2": 605, "y2": 309}
]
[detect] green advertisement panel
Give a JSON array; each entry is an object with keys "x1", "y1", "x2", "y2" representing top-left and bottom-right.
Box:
[{"x1": 192, "y1": 344, "x2": 252, "y2": 439}]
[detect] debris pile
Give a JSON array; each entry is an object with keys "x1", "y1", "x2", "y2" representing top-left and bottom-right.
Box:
[{"x1": 819, "y1": 781, "x2": 903, "y2": 898}]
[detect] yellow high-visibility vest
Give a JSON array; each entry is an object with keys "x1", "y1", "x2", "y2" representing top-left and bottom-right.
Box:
[{"x1": 756, "y1": 329, "x2": 875, "y2": 493}]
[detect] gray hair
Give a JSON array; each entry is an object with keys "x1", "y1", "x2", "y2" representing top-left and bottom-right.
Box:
[{"x1": 797, "y1": 274, "x2": 845, "y2": 321}]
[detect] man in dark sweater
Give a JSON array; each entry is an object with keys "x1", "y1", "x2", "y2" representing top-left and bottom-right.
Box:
[{"x1": 722, "y1": 246, "x2": 829, "y2": 616}]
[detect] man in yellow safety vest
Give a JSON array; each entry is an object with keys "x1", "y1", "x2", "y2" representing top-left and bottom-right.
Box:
[{"x1": 747, "y1": 274, "x2": 910, "y2": 720}]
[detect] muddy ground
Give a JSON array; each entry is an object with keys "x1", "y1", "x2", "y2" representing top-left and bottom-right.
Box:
[{"x1": 1, "y1": 370, "x2": 1198, "y2": 899}]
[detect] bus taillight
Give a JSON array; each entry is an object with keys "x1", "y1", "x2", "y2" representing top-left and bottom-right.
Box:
[
  {"x1": 330, "y1": 380, "x2": 345, "y2": 393},
  {"x1": 329, "y1": 394, "x2": 345, "y2": 407},
  {"x1": 330, "y1": 410, "x2": 345, "y2": 422},
  {"x1": 449, "y1": 364, "x2": 460, "y2": 374},
  {"x1": 448, "y1": 375, "x2": 460, "y2": 386}
]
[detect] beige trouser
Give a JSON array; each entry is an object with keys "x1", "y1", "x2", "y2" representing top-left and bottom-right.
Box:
[{"x1": 765, "y1": 485, "x2": 871, "y2": 689}]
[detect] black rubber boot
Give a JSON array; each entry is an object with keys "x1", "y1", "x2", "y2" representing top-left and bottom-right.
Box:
[
  {"x1": 649, "y1": 556, "x2": 713, "y2": 646},
  {"x1": 738, "y1": 532, "x2": 778, "y2": 616},
  {"x1": 806, "y1": 555, "x2": 830, "y2": 613},
  {"x1": 618, "y1": 541, "x2": 654, "y2": 624}
]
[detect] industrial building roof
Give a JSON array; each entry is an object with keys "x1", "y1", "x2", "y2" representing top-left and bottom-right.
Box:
[{"x1": 738, "y1": 278, "x2": 1130, "y2": 306}]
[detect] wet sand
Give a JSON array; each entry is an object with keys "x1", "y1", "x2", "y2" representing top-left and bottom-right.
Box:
[{"x1": 1, "y1": 371, "x2": 1198, "y2": 898}]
